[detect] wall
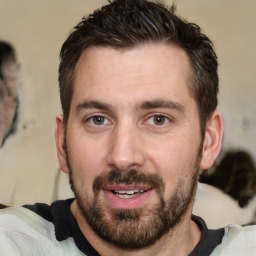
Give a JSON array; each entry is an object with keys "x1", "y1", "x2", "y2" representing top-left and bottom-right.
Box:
[
  {"x1": 177, "y1": 0, "x2": 256, "y2": 156},
  {"x1": 0, "y1": 0, "x2": 255, "y2": 205}
]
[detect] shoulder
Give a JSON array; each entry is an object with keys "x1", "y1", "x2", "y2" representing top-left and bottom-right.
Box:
[
  {"x1": 0, "y1": 203, "x2": 83, "y2": 255},
  {"x1": 211, "y1": 224, "x2": 256, "y2": 256},
  {"x1": 0, "y1": 206, "x2": 55, "y2": 254},
  {"x1": 0, "y1": 206, "x2": 52, "y2": 236}
]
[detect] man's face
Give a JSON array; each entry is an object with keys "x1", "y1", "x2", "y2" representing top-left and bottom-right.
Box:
[{"x1": 58, "y1": 44, "x2": 206, "y2": 248}]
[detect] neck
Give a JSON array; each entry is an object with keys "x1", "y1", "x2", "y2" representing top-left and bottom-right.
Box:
[{"x1": 71, "y1": 201, "x2": 201, "y2": 256}]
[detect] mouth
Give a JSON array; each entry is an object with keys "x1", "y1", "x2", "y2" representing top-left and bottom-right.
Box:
[
  {"x1": 102, "y1": 185, "x2": 153, "y2": 209},
  {"x1": 112, "y1": 189, "x2": 148, "y2": 199}
]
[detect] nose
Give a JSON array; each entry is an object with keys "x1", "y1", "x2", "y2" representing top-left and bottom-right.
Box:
[{"x1": 106, "y1": 122, "x2": 146, "y2": 171}]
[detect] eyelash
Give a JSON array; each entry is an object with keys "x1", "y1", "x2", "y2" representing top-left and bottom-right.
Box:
[
  {"x1": 84, "y1": 113, "x2": 173, "y2": 128},
  {"x1": 85, "y1": 114, "x2": 111, "y2": 126},
  {"x1": 145, "y1": 114, "x2": 172, "y2": 126}
]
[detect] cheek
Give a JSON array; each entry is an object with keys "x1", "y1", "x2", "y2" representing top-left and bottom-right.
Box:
[
  {"x1": 67, "y1": 133, "x2": 108, "y2": 191},
  {"x1": 147, "y1": 136, "x2": 200, "y2": 192}
]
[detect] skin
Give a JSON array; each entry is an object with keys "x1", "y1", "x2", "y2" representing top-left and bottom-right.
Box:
[{"x1": 56, "y1": 43, "x2": 223, "y2": 256}]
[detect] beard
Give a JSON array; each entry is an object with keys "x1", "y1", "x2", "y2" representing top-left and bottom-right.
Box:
[{"x1": 66, "y1": 145, "x2": 202, "y2": 250}]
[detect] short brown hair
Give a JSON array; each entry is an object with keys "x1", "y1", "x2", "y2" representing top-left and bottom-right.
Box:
[{"x1": 59, "y1": 0, "x2": 218, "y2": 135}]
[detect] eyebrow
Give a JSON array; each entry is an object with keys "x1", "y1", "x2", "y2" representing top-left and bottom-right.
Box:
[
  {"x1": 76, "y1": 100, "x2": 113, "y2": 113},
  {"x1": 138, "y1": 99, "x2": 184, "y2": 112},
  {"x1": 76, "y1": 99, "x2": 184, "y2": 113}
]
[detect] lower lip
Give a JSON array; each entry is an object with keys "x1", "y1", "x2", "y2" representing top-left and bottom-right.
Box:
[{"x1": 103, "y1": 189, "x2": 153, "y2": 210}]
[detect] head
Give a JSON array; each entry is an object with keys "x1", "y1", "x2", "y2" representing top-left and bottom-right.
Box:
[
  {"x1": 56, "y1": 0, "x2": 222, "y2": 250},
  {"x1": 59, "y1": 0, "x2": 218, "y2": 136},
  {"x1": 0, "y1": 41, "x2": 19, "y2": 147}
]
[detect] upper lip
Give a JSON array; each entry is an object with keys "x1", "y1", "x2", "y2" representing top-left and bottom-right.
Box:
[{"x1": 103, "y1": 184, "x2": 152, "y2": 192}]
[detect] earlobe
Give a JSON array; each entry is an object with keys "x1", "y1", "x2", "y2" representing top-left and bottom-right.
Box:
[
  {"x1": 55, "y1": 114, "x2": 69, "y2": 174},
  {"x1": 200, "y1": 110, "x2": 223, "y2": 170}
]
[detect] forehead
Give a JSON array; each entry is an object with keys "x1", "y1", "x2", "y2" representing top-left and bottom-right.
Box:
[{"x1": 72, "y1": 44, "x2": 194, "y2": 108}]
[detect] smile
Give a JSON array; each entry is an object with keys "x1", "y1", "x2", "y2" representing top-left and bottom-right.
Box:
[
  {"x1": 103, "y1": 187, "x2": 153, "y2": 209},
  {"x1": 113, "y1": 190, "x2": 146, "y2": 198}
]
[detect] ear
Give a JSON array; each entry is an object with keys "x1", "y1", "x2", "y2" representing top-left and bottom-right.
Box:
[
  {"x1": 200, "y1": 110, "x2": 223, "y2": 170},
  {"x1": 55, "y1": 114, "x2": 69, "y2": 174}
]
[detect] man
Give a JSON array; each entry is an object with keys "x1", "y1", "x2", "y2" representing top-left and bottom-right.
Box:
[
  {"x1": 0, "y1": 0, "x2": 255, "y2": 255},
  {"x1": 0, "y1": 41, "x2": 19, "y2": 147}
]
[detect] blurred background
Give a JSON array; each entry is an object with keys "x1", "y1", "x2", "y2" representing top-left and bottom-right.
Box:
[{"x1": 0, "y1": 0, "x2": 255, "y2": 211}]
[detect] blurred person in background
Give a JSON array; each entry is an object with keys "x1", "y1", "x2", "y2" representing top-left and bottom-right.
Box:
[
  {"x1": 0, "y1": 41, "x2": 20, "y2": 209},
  {"x1": 0, "y1": 41, "x2": 19, "y2": 148},
  {"x1": 194, "y1": 150, "x2": 256, "y2": 228}
]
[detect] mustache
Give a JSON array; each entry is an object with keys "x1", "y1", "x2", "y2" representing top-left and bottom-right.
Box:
[{"x1": 93, "y1": 169, "x2": 165, "y2": 194}]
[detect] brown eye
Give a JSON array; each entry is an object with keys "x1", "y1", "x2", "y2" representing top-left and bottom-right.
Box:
[
  {"x1": 92, "y1": 116, "x2": 106, "y2": 125},
  {"x1": 153, "y1": 116, "x2": 166, "y2": 125}
]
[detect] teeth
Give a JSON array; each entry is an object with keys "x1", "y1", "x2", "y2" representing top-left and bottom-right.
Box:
[
  {"x1": 117, "y1": 194, "x2": 135, "y2": 199},
  {"x1": 114, "y1": 190, "x2": 142, "y2": 194},
  {"x1": 114, "y1": 190, "x2": 126, "y2": 194},
  {"x1": 126, "y1": 190, "x2": 139, "y2": 195},
  {"x1": 113, "y1": 189, "x2": 145, "y2": 198}
]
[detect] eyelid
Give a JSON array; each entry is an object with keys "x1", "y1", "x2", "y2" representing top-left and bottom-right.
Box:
[
  {"x1": 144, "y1": 113, "x2": 175, "y2": 125},
  {"x1": 83, "y1": 112, "x2": 113, "y2": 126}
]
